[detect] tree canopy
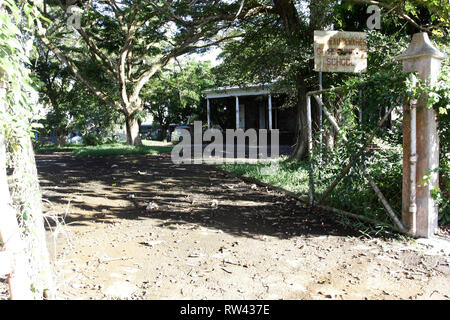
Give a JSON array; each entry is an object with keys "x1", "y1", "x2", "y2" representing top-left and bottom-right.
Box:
[
  {"x1": 34, "y1": 0, "x2": 273, "y2": 144},
  {"x1": 143, "y1": 60, "x2": 215, "y2": 139}
]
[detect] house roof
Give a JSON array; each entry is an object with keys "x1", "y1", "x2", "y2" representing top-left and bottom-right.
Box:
[{"x1": 203, "y1": 82, "x2": 277, "y2": 99}]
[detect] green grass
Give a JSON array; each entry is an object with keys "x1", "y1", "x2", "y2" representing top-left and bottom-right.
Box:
[
  {"x1": 35, "y1": 140, "x2": 173, "y2": 157},
  {"x1": 218, "y1": 156, "x2": 403, "y2": 227},
  {"x1": 73, "y1": 141, "x2": 173, "y2": 157},
  {"x1": 34, "y1": 143, "x2": 84, "y2": 153},
  {"x1": 219, "y1": 157, "x2": 311, "y2": 195}
]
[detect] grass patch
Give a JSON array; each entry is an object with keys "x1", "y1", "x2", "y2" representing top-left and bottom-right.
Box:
[
  {"x1": 73, "y1": 142, "x2": 173, "y2": 157},
  {"x1": 219, "y1": 155, "x2": 404, "y2": 230},
  {"x1": 35, "y1": 140, "x2": 173, "y2": 157},
  {"x1": 219, "y1": 157, "x2": 310, "y2": 195},
  {"x1": 34, "y1": 143, "x2": 84, "y2": 153}
]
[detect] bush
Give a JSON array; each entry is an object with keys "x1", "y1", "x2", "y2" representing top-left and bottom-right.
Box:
[
  {"x1": 104, "y1": 134, "x2": 119, "y2": 144},
  {"x1": 82, "y1": 133, "x2": 102, "y2": 146}
]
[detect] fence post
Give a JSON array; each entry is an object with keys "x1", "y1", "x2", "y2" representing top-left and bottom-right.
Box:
[
  {"x1": 306, "y1": 94, "x2": 314, "y2": 205},
  {"x1": 396, "y1": 32, "x2": 446, "y2": 238}
]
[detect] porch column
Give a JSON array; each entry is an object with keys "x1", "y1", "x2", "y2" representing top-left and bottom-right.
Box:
[
  {"x1": 396, "y1": 32, "x2": 446, "y2": 238},
  {"x1": 268, "y1": 94, "x2": 273, "y2": 130},
  {"x1": 207, "y1": 98, "x2": 211, "y2": 129},
  {"x1": 235, "y1": 96, "x2": 240, "y2": 129}
]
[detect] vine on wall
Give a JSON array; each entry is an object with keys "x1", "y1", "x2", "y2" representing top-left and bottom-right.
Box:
[{"x1": 0, "y1": 0, "x2": 53, "y2": 299}]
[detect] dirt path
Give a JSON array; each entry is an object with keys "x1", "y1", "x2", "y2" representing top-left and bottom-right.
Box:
[{"x1": 20, "y1": 152, "x2": 450, "y2": 299}]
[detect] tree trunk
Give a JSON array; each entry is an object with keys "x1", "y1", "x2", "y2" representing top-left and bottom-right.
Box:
[
  {"x1": 273, "y1": 0, "x2": 314, "y2": 161},
  {"x1": 125, "y1": 114, "x2": 142, "y2": 146},
  {"x1": 309, "y1": 0, "x2": 332, "y2": 31},
  {"x1": 293, "y1": 0, "x2": 334, "y2": 160},
  {"x1": 290, "y1": 79, "x2": 309, "y2": 160},
  {"x1": 273, "y1": 0, "x2": 301, "y2": 33},
  {"x1": 160, "y1": 123, "x2": 169, "y2": 141},
  {"x1": 55, "y1": 129, "x2": 66, "y2": 147}
]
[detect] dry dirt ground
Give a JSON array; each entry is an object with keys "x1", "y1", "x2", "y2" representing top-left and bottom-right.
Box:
[{"x1": 2, "y1": 152, "x2": 450, "y2": 300}]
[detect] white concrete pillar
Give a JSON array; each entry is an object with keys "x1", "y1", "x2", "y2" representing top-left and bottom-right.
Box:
[
  {"x1": 396, "y1": 32, "x2": 447, "y2": 238},
  {"x1": 206, "y1": 98, "x2": 211, "y2": 129},
  {"x1": 235, "y1": 96, "x2": 240, "y2": 129},
  {"x1": 268, "y1": 94, "x2": 273, "y2": 130}
]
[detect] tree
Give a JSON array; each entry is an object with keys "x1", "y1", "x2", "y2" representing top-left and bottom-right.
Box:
[
  {"x1": 33, "y1": 0, "x2": 271, "y2": 145},
  {"x1": 345, "y1": 0, "x2": 449, "y2": 36},
  {"x1": 215, "y1": 0, "x2": 449, "y2": 159},
  {"x1": 143, "y1": 60, "x2": 215, "y2": 140},
  {"x1": 34, "y1": 47, "x2": 76, "y2": 146},
  {"x1": 33, "y1": 45, "x2": 121, "y2": 145},
  {"x1": 215, "y1": 0, "x2": 338, "y2": 159}
]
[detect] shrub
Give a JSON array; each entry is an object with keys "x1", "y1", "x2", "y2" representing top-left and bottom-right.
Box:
[{"x1": 83, "y1": 133, "x2": 102, "y2": 146}]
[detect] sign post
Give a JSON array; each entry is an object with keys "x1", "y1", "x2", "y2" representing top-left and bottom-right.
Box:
[
  {"x1": 306, "y1": 31, "x2": 368, "y2": 205},
  {"x1": 314, "y1": 31, "x2": 368, "y2": 73},
  {"x1": 313, "y1": 30, "x2": 368, "y2": 171}
]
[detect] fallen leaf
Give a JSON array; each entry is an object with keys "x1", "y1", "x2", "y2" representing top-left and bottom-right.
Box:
[{"x1": 140, "y1": 240, "x2": 164, "y2": 247}]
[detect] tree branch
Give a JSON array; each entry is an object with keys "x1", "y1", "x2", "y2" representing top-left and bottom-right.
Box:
[
  {"x1": 76, "y1": 27, "x2": 118, "y2": 79},
  {"x1": 345, "y1": 0, "x2": 432, "y2": 32},
  {"x1": 34, "y1": 10, "x2": 122, "y2": 113}
]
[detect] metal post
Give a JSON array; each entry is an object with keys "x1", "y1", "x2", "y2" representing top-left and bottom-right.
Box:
[
  {"x1": 318, "y1": 72, "x2": 323, "y2": 152},
  {"x1": 318, "y1": 72, "x2": 323, "y2": 179},
  {"x1": 409, "y1": 96, "x2": 417, "y2": 235},
  {"x1": 358, "y1": 73, "x2": 365, "y2": 174},
  {"x1": 318, "y1": 72, "x2": 323, "y2": 90},
  {"x1": 307, "y1": 94, "x2": 314, "y2": 205},
  {"x1": 358, "y1": 73, "x2": 362, "y2": 127}
]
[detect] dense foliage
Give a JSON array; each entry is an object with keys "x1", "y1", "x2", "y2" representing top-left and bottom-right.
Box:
[
  {"x1": 0, "y1": 0, "x2": 53, "y2": 298},
  {"x1": 214, "y1": 1, "x2": 449, "y2": 228},
  {"x1": 142, "y1": 60, "x2": 215, "y2": 139},
  {"x1": 33, "y1": 52, "x2": 121, "y2": 146},
  {"x1": 35, "y1": 0, "x2": 269, "y2": 145}
]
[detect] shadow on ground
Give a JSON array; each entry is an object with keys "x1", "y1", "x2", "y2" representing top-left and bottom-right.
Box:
[{"x1": 36, "y1": 152, "x2": 361, "y2": 240}]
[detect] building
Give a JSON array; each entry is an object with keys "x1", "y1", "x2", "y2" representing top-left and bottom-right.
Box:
[{"x1": 203, "y1": 83, "x2": 296, "y2": 145}]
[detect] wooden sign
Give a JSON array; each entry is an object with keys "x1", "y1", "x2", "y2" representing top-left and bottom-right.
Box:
[{"x1": 314, "y1": 31, "x2": 367, "y2": 73}]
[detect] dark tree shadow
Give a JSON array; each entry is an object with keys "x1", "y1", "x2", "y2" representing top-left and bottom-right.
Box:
[{"x1": 36, "y1": 152, "x2": 361, "y2": 239}]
